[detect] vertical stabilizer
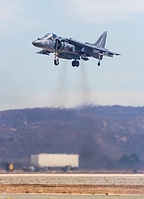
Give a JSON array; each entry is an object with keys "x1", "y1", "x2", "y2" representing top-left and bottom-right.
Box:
[{"x1": 95, "y1": 31, "x2": 107, "y2": 48}]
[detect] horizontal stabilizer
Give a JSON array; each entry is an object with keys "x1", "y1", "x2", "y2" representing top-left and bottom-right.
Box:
[{"x1": 102, "y1": 51, "x2": 121, "y2": 57}]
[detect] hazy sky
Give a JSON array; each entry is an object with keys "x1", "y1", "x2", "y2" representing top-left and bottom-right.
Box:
[{"x1": 0, "y1": 0, "x2": 144, "y2": 110}]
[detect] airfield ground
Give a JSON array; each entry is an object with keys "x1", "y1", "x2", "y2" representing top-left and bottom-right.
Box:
[
  {"x1": 0, "y1": 174, "x2": 144, "y2": 194},
  {"x1": 0, "y1": 184, "x2": 144, "y2": 194}
]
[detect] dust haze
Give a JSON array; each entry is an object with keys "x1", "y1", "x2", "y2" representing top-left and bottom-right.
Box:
[
  {"x1": 78, "y1": 61, "x2": 92, "y2": 106},
  {"x1": 49, "y1": 61, "x2": 69, "y2": 107},
  {"x1": 49, "y1": 61, "x2": 92, "y2": 108}
]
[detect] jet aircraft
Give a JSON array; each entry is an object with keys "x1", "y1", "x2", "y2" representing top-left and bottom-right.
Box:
[{"x1": 32, "y1": 32, "x2": 120, "y2": 67}]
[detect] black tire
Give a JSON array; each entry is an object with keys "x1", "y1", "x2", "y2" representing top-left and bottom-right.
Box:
[
  {"x1": 72, "y1": 60, "x2": 79, "y2": 67},
  {"x1": 72, "y1": 60, "x2": 76, "y2": 67},
  {"x1": 76, "y1": 61, "x2": 79, "y2": 67},
  {"x1": 54, "y1": 59, "x2": 59, "y2": 65}
]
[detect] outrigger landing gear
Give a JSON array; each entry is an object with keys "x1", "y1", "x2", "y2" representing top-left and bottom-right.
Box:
[
  {"x1": 98, "y1": 54, "x2": 101, "y2": 66},
  {"x1": 72, "y1": 60, "x2": 80, "y2": 67},
  {"x1": 54, "y1": 53, "x2": 59, "y2": 66}
]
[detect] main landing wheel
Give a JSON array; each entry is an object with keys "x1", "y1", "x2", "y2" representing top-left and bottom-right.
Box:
[{"x1": 72, "y1": 60, "x2": 79, "y2": 67}]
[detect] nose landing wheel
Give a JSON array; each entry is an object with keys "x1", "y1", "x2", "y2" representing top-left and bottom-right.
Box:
[
  {"x1": 54, "y1": 59, "x2": 59, "y2": 65},
  {"x1": 54, "y1": 53, "x2": 59, "y2": 66}
]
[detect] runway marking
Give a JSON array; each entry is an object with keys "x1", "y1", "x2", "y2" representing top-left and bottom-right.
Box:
[{"x1": 0, "y1": 194, "x2": 144, "y2": 199}]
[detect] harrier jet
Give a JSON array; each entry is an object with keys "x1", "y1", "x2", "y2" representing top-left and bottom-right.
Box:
[{"x1": 32, "y1": 32, "x2": 120, "y2": 67}]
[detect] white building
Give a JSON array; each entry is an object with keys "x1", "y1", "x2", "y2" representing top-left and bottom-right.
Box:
[{"x1": 31, "y1": 153, "x2": 79, "y2": 168}]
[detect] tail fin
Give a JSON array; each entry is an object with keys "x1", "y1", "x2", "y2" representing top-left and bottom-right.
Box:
[{"x1": 95, "y1": 31, "x2": 107, "y2": 48}]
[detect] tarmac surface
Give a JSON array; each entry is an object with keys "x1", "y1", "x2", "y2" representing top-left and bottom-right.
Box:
[
  {"x1": 0, "y1": 173, "x2": 144, "y2": 185},
  {"x1": 0, "y1": 173, "x2": 144, "y2": 197},
  {"x1": 0, "y1": 193, "x2": 144, "y2": 199}
]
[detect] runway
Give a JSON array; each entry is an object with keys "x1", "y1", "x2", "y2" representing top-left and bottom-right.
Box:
[
  {"x1": 0, "y1": 173, "x2": 144, "y2": 195},
  {"x1": 0, "y1": 193, "x2": 144, "y2": 199},
  {"x1": 0, "y1": 173, "x2": 144, "y2": 185}
]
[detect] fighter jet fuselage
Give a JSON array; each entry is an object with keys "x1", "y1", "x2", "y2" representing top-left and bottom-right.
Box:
[{"x1": 32, "y1": 32, "x2": 120, "y2": 67}]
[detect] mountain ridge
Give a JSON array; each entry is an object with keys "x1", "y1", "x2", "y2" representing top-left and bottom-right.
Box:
[{"x1": 0, "y1": 105, "x2": 144, "y2": 169}]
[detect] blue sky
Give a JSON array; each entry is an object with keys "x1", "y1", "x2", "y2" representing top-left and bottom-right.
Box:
[{"x1": 0, "y1": 0, "x2": 144, "y2": 110}]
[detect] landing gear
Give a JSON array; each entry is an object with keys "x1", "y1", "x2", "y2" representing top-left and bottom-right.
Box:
[
  {"x1": 72, "y1": 60, "x2": 79, "y2": 67},
  {"x1": 54, "y1": 58, "x2": 59, "y2": 65},
  {"x1": 54, "y1": 53, "x2": 59, "y2": 66},
  {"x1": 98, "y1": 61, "x2": 100, "y2": 66},
  {"x1": 98, "y1": 54, "x2": 101, "y2": 66}
]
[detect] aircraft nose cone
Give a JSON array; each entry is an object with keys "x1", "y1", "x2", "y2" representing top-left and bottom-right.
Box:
[
  {"x1": 32, "y1": 40, "x2": 36, "y2": 46},
  {"x1": 32, "y1": 40, "x2": 41, "y2": 47}
]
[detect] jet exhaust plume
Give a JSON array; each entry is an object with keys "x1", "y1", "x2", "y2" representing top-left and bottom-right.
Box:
[
  {"x1": 49, "y1": 61, "x2": 68, "y2": 108},
  {"x1": 78, "y1": 61, "x2": 92, "y2": 106}
]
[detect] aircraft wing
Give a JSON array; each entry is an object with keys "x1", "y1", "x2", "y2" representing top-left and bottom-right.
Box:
[
  {"x1": 64, "y1": 38, "x2": 90, "y2": 50},
  {"x1": 36, "y1": 50, "x2": 50, "y2": 56}
]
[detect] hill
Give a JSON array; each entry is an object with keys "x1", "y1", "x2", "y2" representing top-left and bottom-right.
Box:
[{"x1": 0, "y1": 105, "x2": 144, "y2": 169}]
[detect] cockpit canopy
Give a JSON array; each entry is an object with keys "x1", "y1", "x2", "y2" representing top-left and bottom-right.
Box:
[{"x1": 43, "y1": 33, "x2": 57, "y2": 40}]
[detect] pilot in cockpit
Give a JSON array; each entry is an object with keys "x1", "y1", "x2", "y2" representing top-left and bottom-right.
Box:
[{"x1": 43, "y1": 33, "x2": 57, "y2": 40}]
